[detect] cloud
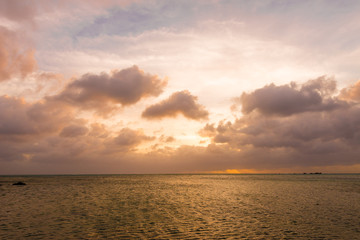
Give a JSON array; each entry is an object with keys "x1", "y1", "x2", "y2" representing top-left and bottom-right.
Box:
[
  {"x1": 340, "y1": 80, "x2": 360, "y2": 102},
  {"x1": 0, "y1": 95, "x2": 81, "y2": 162},
  {"x1": 52, "y1": 65, "x2": 167, "y2": 114},
  {"x1": 1, "y1": 75, "x2": 360, "y2": 174},
  {"x1": 199, "y1": 77, "x2": 360, "y2": 170},
  {"x1": 159, "y1": 135, "x2": 175, "y2": 143},
  {"x1": 59, "y1": 124, "x2": 89, "y2": 138},
  {"x1": 0, "y1": 0, "x2": 134, "y2": 25},
  {"x1": 208, "y1": 109, "x2": 360, "y2": 150},
  {"x1": 142, "y1": 90, "x2": 209, "y2": 120},
  {"x1": 0, "y1": 98, "x2": 155, "y2": 165},
  {"x1": 113, "y1": 128, "x2": 155, "y2": 148},
  {"x1": 0, "y1": 0, "x2": 38, "y2": 24},
  {"x1": 239, "y1": 76, "x2": 346, "y2": 116},
  {"x1": 0, "y1": 27, "x2": 36, "y2": 81},
  {"x1": 0, "y1": 1, "x2": 40, "y2": 82},
  {"x1": 0, "y1": 96, "x2": 74, "y2": 140},
  {"x1": 88, "y1": 123, "x2": 109, "y2": 138},
  {"x1": 75, "y1": 1, "x2": 204, "y2": 38}
]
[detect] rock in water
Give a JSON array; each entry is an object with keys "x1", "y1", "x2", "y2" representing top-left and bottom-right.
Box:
[{"x1": 13, "y1": 181, "x2": 26, "y2": 185}]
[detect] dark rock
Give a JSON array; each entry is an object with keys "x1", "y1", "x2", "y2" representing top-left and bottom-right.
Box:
[{"x1": 13, "y1": 181, "x2": 26, "y2": 186}]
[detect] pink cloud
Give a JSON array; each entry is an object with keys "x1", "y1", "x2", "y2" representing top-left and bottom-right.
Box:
[{"x1": 0, "y1": 27, "x2": 36, "y2": 81}]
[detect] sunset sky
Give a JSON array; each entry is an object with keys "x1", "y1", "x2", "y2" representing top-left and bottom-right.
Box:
[{"x1": 1, "y1": 0, "x2": 360, "y2": 174}]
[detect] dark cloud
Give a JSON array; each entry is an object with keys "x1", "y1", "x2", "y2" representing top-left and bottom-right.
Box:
[
  {"x1": 0, "y1": 0, "x2": 37, "y2": 23},
  {"x1": 0, "y1": 96, "x2": 87, "y2": 163},
  {"x1": 0, "y1": 27, "x2": 37, "y2": 81},
  {"x1": 1, "y1": 75, "x2": 360, "y2": 174},
  {"x1": 206, "y1": 108, "x2": 360, "y2": 150},
  {"x1": 0, "y1": 106, "x2": 155, "y2": 167},
  {"x1": 60, "y1": 124, "x2": 89, "y2": 138},
  {"x1": 239, "y1": 76, "x2": 346, "y2": 116},
  {"x1": 199, "y1": 77, "x2": 360, "y2": 170},
  {"x1": 52, "y1": 65, "x2": 167, "y2": 114},
  {"x1": 0, "y1": 96, "x2": 73, "y2": 140},
  {"x1": 142, "y1": 90, "x2": 209, "y2": 120},
  {"x1": 113, "y1": 128, "x2": 155, "y2": 148}
]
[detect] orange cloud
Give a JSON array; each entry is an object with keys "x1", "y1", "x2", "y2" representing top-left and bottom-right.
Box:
[
  {"x1": 340, "y1": 80, "x2": 360, "y2": 102},
  {"x1": 159, "y1": 135, "x2": 175, "y2": 143},
  {"x1": 142, "y1": 90, "x2": 209, "y2": 120},
  {"x1": 0, "y1": 27, "x2": 36, "y2": 81},
  {"x1": 88, "y1": 123, "x2": 109, "y2": 138}
]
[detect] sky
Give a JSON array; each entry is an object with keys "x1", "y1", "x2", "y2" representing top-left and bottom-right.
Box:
[{"x1": 1, "y1": 0, "x2": 360, "y2": 174}]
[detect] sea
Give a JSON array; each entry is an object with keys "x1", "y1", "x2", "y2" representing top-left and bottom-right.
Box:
[{"x1": 1, "y1": 174, "x2": 359, "y2": 239}]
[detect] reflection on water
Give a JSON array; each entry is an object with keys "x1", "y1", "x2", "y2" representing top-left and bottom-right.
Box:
[{"x1": 1, "y1": 174, "x2": 360, "y2": 239}]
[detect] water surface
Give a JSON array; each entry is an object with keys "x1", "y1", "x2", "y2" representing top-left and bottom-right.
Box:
[{"x1": 1, "y1": 174, "x2": 360, "y2": 239}]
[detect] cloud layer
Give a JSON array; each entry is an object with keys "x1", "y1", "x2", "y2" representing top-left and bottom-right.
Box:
[
  {"x1": 1, "y1": 1, "x2": 360, "y2": 174},
  {"x1": 200, "y1": 77, "x2": 360, "y2": 170},
  {"x1": 2, "y1": 76, "x2": 360, "y2": 173}
]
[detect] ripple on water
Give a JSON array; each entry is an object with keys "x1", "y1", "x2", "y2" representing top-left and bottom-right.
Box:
[{"x1": 0, "y1": 174, "x2": 360, "y2": 239}]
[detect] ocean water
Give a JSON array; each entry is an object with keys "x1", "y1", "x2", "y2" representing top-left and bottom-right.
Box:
[{"x1": 1, "y1": 174, "x2": 360, "y2": 239}]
